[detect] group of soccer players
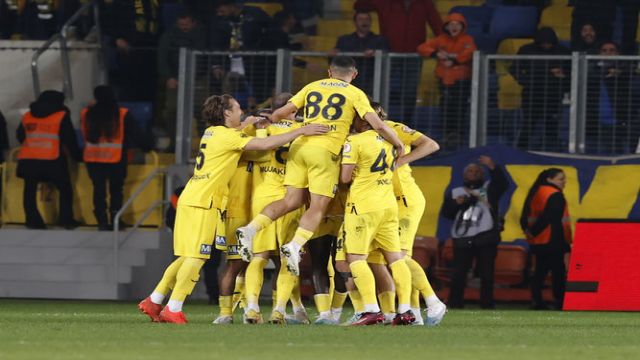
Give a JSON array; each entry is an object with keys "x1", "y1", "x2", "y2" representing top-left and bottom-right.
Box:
[{"x1": 138, "y1": 56, "x2": 447, "y2": 326}]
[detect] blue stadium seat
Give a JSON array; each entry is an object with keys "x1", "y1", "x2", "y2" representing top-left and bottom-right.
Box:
[
  {"x1": 160, "y1": 2, "x2": 186, "y2": 32},
  {"x1": 466, "y1": 28, "x2": 499, "y2": 53},
  {"x1": 120, "y1": 102, "x2": 153, "y2": 132},
  {"x1": 450, "y1": 6, "x2": 494, "y2": 32},
  {"x1": 489, "y1": 6, "x2": 538, "y2": 40},
  {"x1": 411, "y1": 106, "x2": 442, "y2": 140}
]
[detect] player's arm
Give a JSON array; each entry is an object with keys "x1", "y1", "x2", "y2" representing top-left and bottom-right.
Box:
[
  {"x1": 363, "y1": 112, "x2": 404, "y2": 155},
  {"x1": 340, "y1": 164, "x2": 355, "y2": 184},
  {"x1": 395, "y1": 134, "x2": 440, "y2": 168},
  {"x1": 270, "y1": 102, "x2": 298, "y2": 123},
  {"x1": 243, "y1": 124, "x2": 327, "y2": 151}
]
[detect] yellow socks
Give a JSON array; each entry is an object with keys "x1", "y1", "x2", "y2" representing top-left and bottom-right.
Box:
[
  {"x1": 290, "y1": 277, "x2": 303, "y2": 310},
  {"x1": 232, "y1": 276, "x2": 246, "y2": 312},
  {"x1": 168, "y1": 257, "x2": 205, "y2": 312},
  {"x1": 407, "y1": 257, "x2": 436, "y2": 298},
  {"x1": 411, "y1": 289, "x2": 421, "y2": 309},
  {"x1": 249, "y1": 214, "x2": 273, "y2": 232},
  {"x1": 314, "y1": 294, "x2": 331, "y2": 317},
  {"x1": 378, "y1": 291, "x2": 396, "y2": 316},
  {"x1": 349, "y1": 288, "x2": 365, "y2": 313},
  {"x1": 219, "y1": 295, "x2": 233, "y2": 317},
  {"x1": 275, "y1": 259, "x2": 297, "y2": 313},
  {"x1": 331, "y1": 291, "x2": 348, "y2": 311},
  {"x1": 272, "y1": 291, "x2": 278, "y2": 310},
  {"x1": 245, "y1": 257, "x2": 268, "y2": 311},
  {"x1": 389, "y1": 259, "x2": 412, "y2": 314},
  {"x1": 153, "y1": 257, "x2": 185, "y2": 298},
  {"x1": 291, "y1": 227, "x2": 314, "y2": 247},
  {"x1": 349, "y1": 260, "x2": 380, "y2": 313}
]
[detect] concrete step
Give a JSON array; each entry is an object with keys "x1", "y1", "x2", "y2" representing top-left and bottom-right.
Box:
[
  {"x1": 0, "y1": 247, "x2": 146, "y2": 266},
  {"x1": 0, "y1": 263, "x2": 131, "y2": 283},
  {"x1": 0, "y1": 229, "x2": 160, "y2": 249},
  {"x1": 0, "y1": 280, "x2": 122, "y2": 300}
]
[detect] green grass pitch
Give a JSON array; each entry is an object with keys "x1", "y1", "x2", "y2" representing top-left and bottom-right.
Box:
[{"x1": 1, "y1": 299, "x2": 638, "y2": 360}]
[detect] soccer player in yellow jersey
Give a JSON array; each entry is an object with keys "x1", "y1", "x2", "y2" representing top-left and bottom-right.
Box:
[
  {"x1": 365, "y1": 102, "x2": 447, "y2": 326},
  {"x1": 236, "y1": 56, "x2": 404, "y2": 276},
  {"x1": 137, "y1": 94, "x2": 327, "y2": 324},
  {"x1": 340, "y1": 116, "x2": 415, "y2": 326},
  {"x1": 242, "y1": 95, "x2": 310, "y2": 325}
]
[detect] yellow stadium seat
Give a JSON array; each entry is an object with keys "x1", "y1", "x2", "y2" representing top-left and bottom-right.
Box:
[
  {"x1": 539, "y1": 6, "x2": 574, "y2": 41},
  {"x1": 416, "y1": 58, "x2": 440, "y2": 107},
  {"x1": 497, "y1": 74, "x2": 523, "y2": 110},
  {"x1": 549, "y1": 0, "x2": 569, "y2": 5},
  {"x1": 305, "y1": 36, "x2": 337, "y2": 52},
  {"x1": 245, "y1": 2, "x2": 283, "y2": 17},
  {"x1": 340, "y1": 0, "x2": 355, "y2": 15},
  {"x1": 317, "y1": 18, "x2": 379, "y2": 38}
]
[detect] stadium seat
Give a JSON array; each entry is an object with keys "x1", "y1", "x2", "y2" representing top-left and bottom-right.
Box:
[
  {"x1": 412, "y1": 236, "x2": 439, "y2": 269},
  {"x1": 436, "y1": 0, "x2": 485, "y2": 15},
  {"x1": 538, "y1": 6, "x2": 574, "y2": 41},
  {"x1": 120, "y1": 102, "x2": 153, "y2": 132},
  {"x1": 495, "y1": 38, "x2": 532, "y2": 74},
  {"x1": 468, "y1": 32, "x2": 499, "y2": 53},
  {"x1": 411, "y1": 107, "x2": 442, "y2": 140},
  {"x1": 160, "y1": 2, "x2": 185, "y2": 32},
  {"x1": 550, "y1": 0, "x2": 569, "y2": 5},
  {"x1": 450, "y1": 5, "x2": 494, "y2": 32},
  {"x1": 416, "y1": 58, "x2": 440, "y2": 107},
  {"x1": 317, "y1": 18, "x2": 379, "y2": 37},
  {"x1": 494, "y1": 245, "x2": 528, "y2": 285},
  {"x1": 489, "y1": 6, "x2": 538, "y2": 40},
  {"x1": 497, "y1": 74, "x2": 523, "y2": 110},
  {"x1": 304, "y1": 36, "x2": 336, "y2": 52},
  {"x1": 245, "y1": 2, "x2": 283, "y2": 17}
]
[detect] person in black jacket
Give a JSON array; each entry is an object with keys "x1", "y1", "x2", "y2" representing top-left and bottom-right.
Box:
[
  {"x1": 81, "y1": 85, "x2": 152, "y2": 230},
  {"x1": 509, "y1": 28, "x2": 570, "y2": 151},
  {"x1": 520, "y1": 168, "x2": 572, "y2": 310},
  {"x1": 442, "y1": 156, "x2": 508, "y2": 309},
  {"x1": 16, "y1": 90, "x2": 82, "y2": 229}
]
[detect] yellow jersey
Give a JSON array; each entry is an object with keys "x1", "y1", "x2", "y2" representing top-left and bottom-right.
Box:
[
  {"x1": 342, "y1": 130, "x2": 397, "y2": 214},
  {"x1": 225, "y1": 160, "x2": 255, "y2": 218},
  {"x1": 178, "y1": 126, "x2": 253, "y2": 209},
  {"x1": 385, "y1": 120, "x2": 426, "y2": 207},
  {"x1": 289, "y1": 78, "x2": 374, "y2": 154},
  {"x1": 254, "y1": 120, "x2": 301, "y2": 198}
]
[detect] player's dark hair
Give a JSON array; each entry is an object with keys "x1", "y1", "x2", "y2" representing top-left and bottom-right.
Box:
[
  {"x1": 86, "y1": 85, "x2": 119, "y2": 143},
  {"x1": 201, "y1": 94, "x2": 234, "y2": 126},
  {"x1": 353, "y1": 11, "x2": 371, "y2": 22},
  {"x1": 330, "y1": 55, "x2": 356, "y2": 74},
  {"x1": 520, "y1": 168, "x2": 564, "y2": 231},
  {"x1": 370, "y1": 101, "x2": 387, "y2": 120}
]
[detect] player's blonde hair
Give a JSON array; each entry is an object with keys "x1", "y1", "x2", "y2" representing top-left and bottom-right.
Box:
[{"x1": 201, "y1": 94, "x2": 234, "y2": 126}]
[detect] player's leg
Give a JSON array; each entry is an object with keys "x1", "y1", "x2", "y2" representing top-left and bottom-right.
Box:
[
  {"x1": 159, "y1": 257, "x2": 206, "y2": 324},
  {"x1": 244, "y1": 251, "x2": 270, "y2": 323},
  {"x1": 307, "y1": 235, "x2": 335, "y2": 324},
  {"x1": 215, "y1": 259, "x2": 247, "y2": 323},
  {"x1": 369, "y1": 261, "x2": 396, "y2": 324},
  {"x1": 139, "y1": 256, "x2": 185, "y2": 321},
  {"x1": 269, "y1": 256, "x2": 298, "y2": 324}
]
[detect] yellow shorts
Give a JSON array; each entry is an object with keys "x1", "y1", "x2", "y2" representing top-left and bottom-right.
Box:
[
  {"x1": 252, "y1": 196, "x2": 303, "y2": 253},
  {"x1": 398, "y1": 200, "x2": 426, "y2": 256},
  {"x1": 335, "y1": 223, "x2": 346, "y2": 262},
  {"x1": 284, "y1": 144, "x2": 340, "y2": 198},
  {"x1": 173, "y1": 204, "x2": 222, "y2": 259},
  {"x1": 220, "y1": 216, "x2": 249, "y2": 260},
  {"x1": 313, "y1": 216, "x2": 343, "y2": 239},
  {"x1": 343, "y1": 207, "x2": 401, "y2": 256}
]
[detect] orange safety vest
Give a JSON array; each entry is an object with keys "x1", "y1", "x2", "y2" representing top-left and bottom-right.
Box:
[
  {"x1": 17, "y1": 111, "x2": 65, "y2": 160},
  {"x1": 80, "y1": 107, "x2": 127, "y2": 163},
  {"x1": 527, "y1": 185, "x2": 572, "y2": 246}
]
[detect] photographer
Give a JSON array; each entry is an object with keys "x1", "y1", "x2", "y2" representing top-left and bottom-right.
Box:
[{"x1": 442, "y1": 156, "x2": 508, "y2": 309}]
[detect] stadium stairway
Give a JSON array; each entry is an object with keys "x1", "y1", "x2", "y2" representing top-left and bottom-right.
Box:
[{"x1": 0, "y1": 227, "x2": 174, "y2": 300}]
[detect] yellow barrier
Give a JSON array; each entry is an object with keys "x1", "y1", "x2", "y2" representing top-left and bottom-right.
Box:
[{"x1": 2, "y1": 150, "x2": 164, "y2": 227}]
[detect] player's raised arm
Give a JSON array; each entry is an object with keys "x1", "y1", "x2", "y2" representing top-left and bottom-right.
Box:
[
  {"x1": 269, "y1": 102, "x2": 298, "y2": 123},
  {"x1": 363, "y1": 112, "x2": 405, "y2": 155},
  {"x1": 244, "y1": 123, "x2": 328, "y2": 151},
  {"x1": 395, "y1": 134, "x2": 440, "y2": 168}
]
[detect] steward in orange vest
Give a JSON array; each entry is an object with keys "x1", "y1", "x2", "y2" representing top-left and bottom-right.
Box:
[
  {"x1": 80, "y1": 86, "x2": 152, "y2": 230},
  {"x1": 16, "y1": 90, "x2": 82, "y2": 229},
  {"x1": 520, "y1": 168, "x2": 571, "y2": 310}
]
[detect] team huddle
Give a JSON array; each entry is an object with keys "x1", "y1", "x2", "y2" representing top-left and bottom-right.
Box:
[{"x1": 138, "y1": 56, "x2": 447, "y2": 326}]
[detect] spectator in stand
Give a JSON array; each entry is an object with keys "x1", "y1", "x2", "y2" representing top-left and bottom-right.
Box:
[
  {"x1": 331, "y1": 11, "x2": 389, "y2": 96},
  {"x1": 354, "y1": 0, "x2": 443, "y2": 122},
  {"x1": 16, "y1": 90, "x2": 81, "y2": 230},
  {"x1": 0, "y1": 0, "x2": 19, "y2": 38},
  {"x1": 502, "y1": 0, "x2": 549, "y2": 12},
  {"x1": 157, "y1": 11, "x2": 205, "y2": 152},
  {"x1": 521, "y1": 168, "x2": 572, "y2": 310},
  {"x1": 208, "y1": 0, "x2": 271, "y2": 106},
  {"x1": 418, "y1": 13, "x2": 476, "y2": 151},
  {"x1": 80, "y1": 86, "x2": 152, "y2": 230},
  {"x1": 570, "y1": 0, "x2": 639, "y2": 55},
  {"x1": 18, "y1": 0, "x2": 80, "y2": 40},
  {"x1": 509, "y1": 27, "x2": 570, "y2": 151},
  {"x1": 585, "y1": 41, "x2": 636, "y2": 154},
  {"x1": 262, "y1": 10, "x2": 305, "y2": 51},
  {"x1": 282, "y1": 0, "x2": 323, "y2": 35},
  {"x1": 106, "y1": 0, "x2": 159, "y2": 101},
  {"x1": 571, "y1": 23, "x2": 599, "y2": 54},
  {"x1": 442, "y1": 156, "x2": 508, "y2": 309}
]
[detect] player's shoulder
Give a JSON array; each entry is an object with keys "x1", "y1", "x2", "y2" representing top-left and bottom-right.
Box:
[{"x1": 387, "y1": 120, "x2": 418, "y2": 135}]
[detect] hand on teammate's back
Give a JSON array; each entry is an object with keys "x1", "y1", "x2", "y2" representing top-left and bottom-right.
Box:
[{"x1": 299, "y1": 124, "x2": 330, "y2": 136}]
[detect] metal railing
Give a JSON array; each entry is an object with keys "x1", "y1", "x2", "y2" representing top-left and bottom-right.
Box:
[{"x1": 31, "y1": 0, "x2": 103, "y2": 100}]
